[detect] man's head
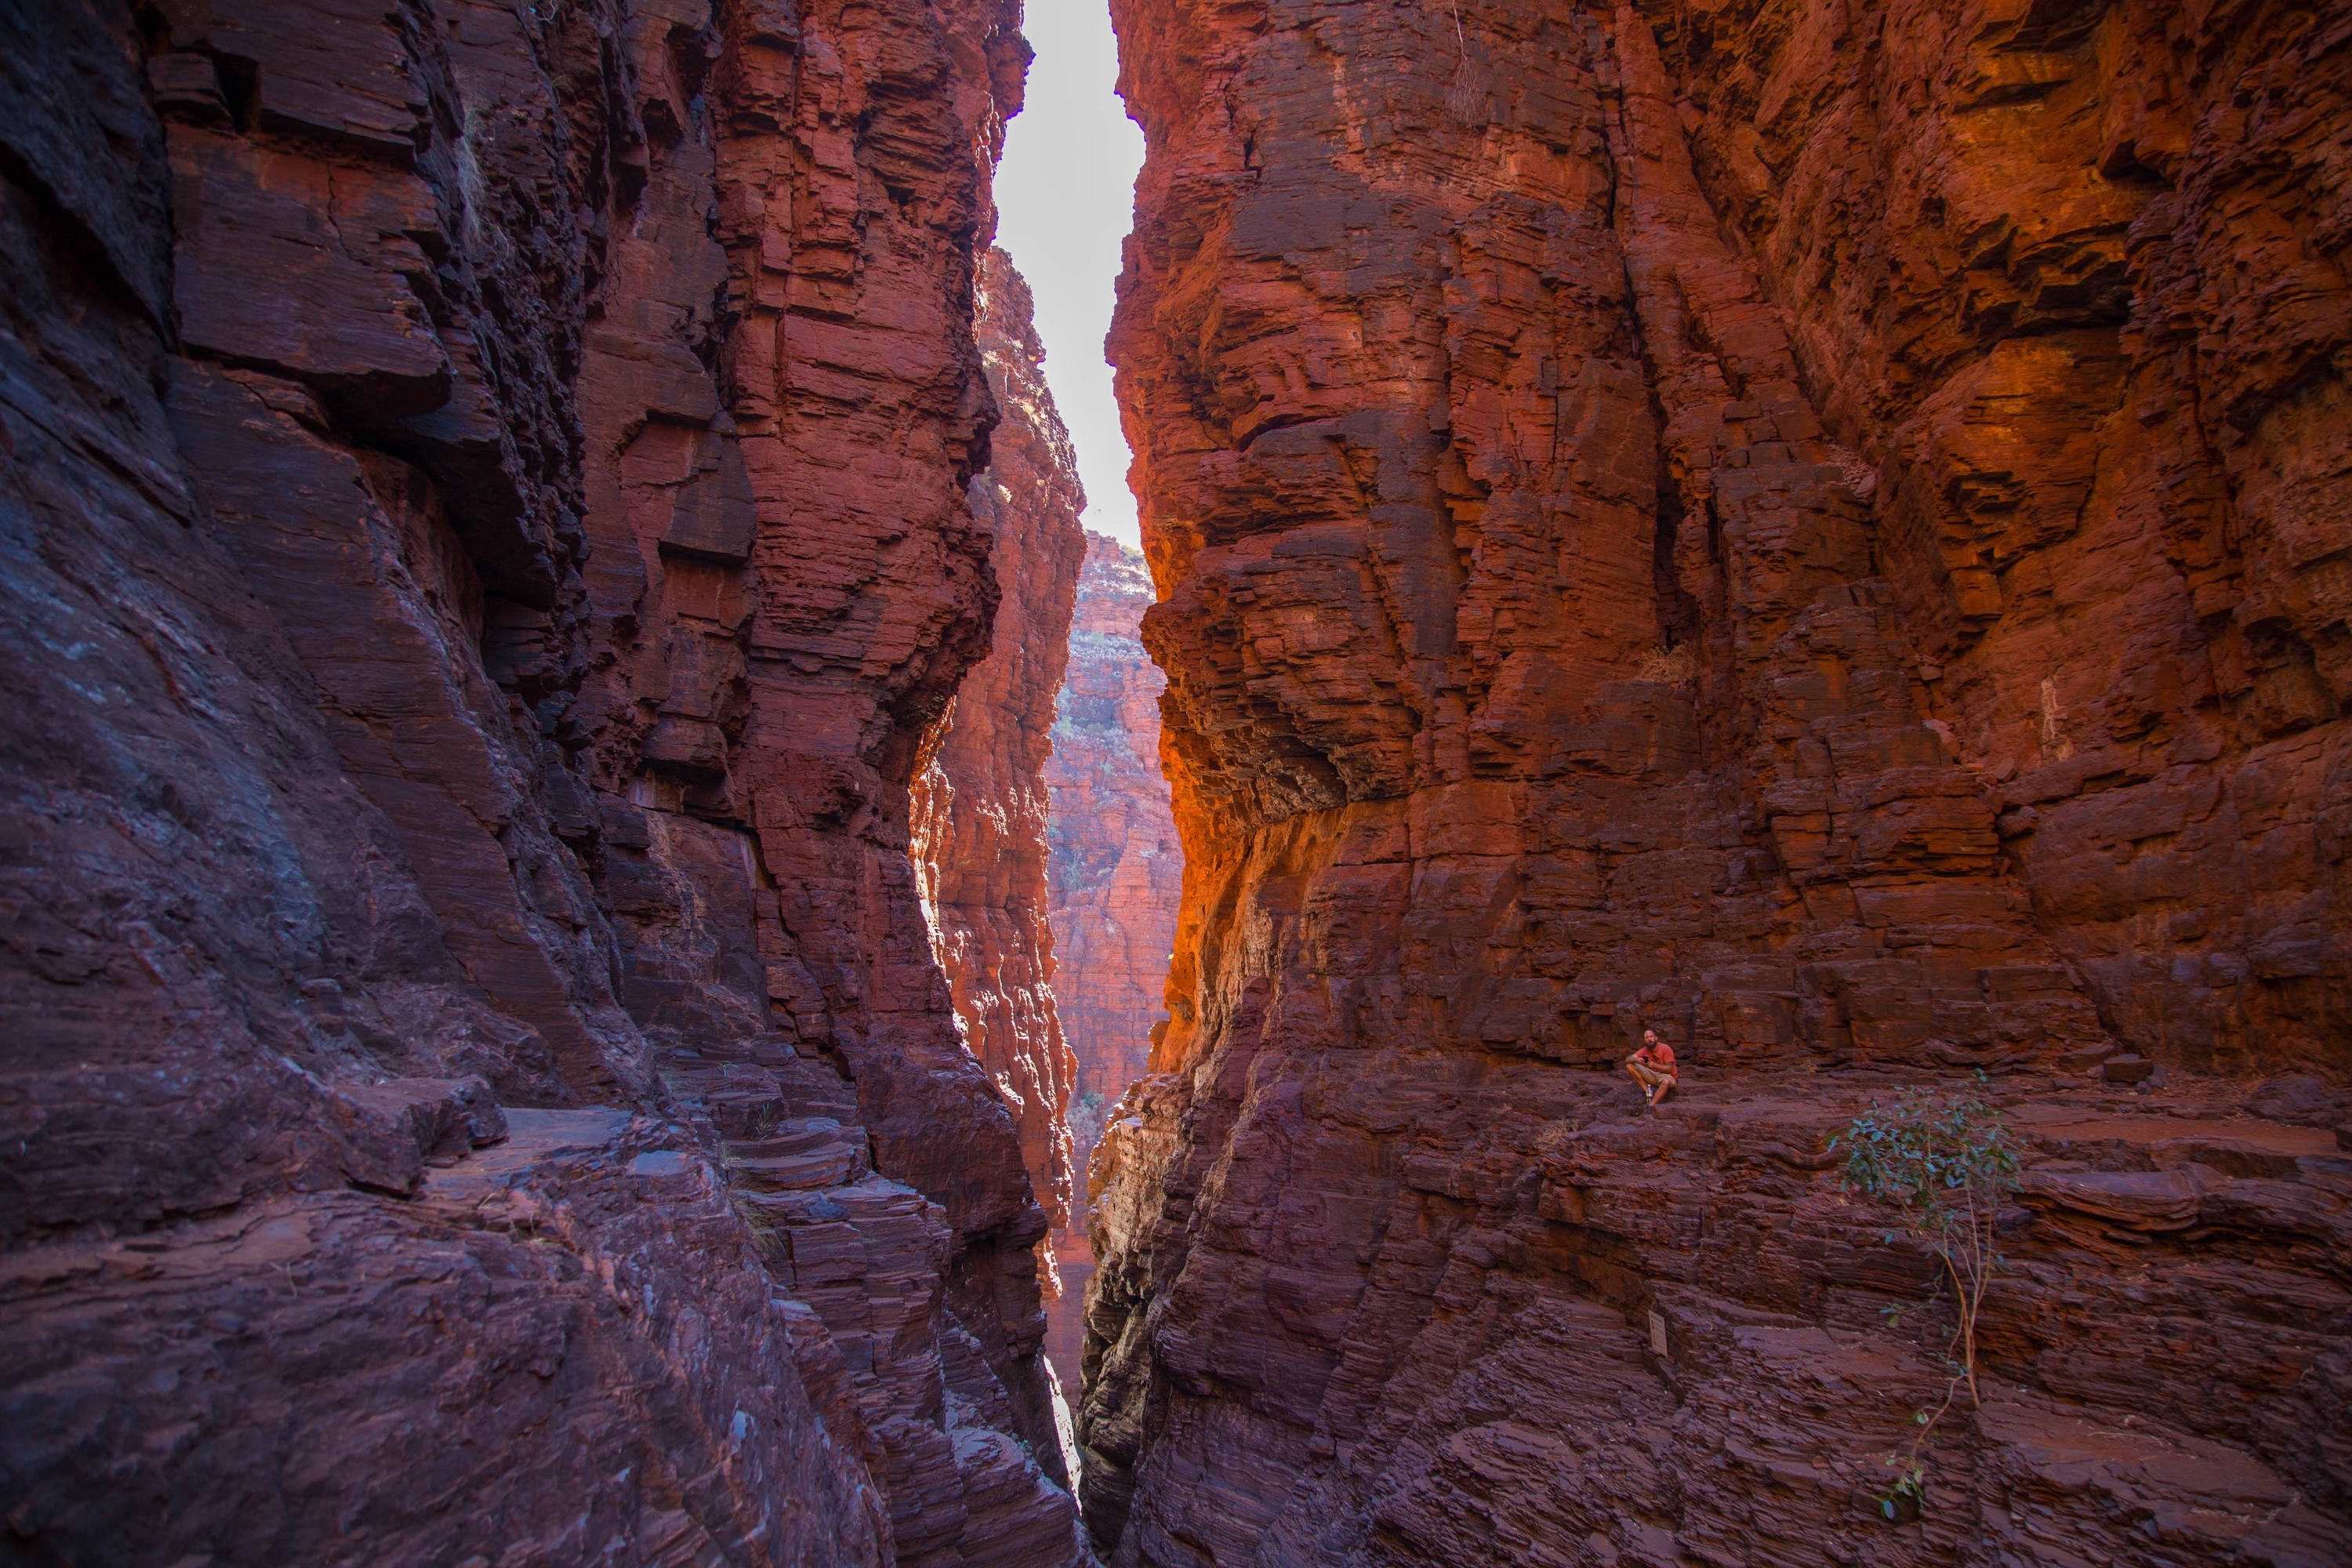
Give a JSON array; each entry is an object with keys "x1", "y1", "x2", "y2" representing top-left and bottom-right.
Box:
[{"x1": 1642, "y1": 1029, "x2": 1661, "y2": 1048}]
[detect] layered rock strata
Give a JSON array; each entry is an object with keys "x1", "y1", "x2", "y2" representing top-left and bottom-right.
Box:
[
  {"x1": 916, "y1": 248, "x2": 1089, "y2": 1247},
  {"x1": 1082, "y1": 0, "x2": 2350, "y2": 1563},
  {"x1": 1, "y1": 0, "x2": 1086, "y2": 1561},
  {"x1": 1044, "y1": 531, "x2": 1183, "y2": 1392}
]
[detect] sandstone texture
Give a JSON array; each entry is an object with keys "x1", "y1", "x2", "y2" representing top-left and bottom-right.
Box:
[
  {"x1": 917, "y1": 248, "x2": 1089, "y2": 1245},
  {"x1": 1044, "y1": 531, "x2": 1184, "y2": 1394},
  {"x1": 1082, "y1": 0, "x2": 2350, "y2": 1563},
  {"x1": 2, "y1": 0, "x2": 1087, "y2": 1562}
]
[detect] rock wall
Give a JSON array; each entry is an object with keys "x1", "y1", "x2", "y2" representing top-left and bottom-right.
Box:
[
  {"x1": 1080, "y1": 0, "x2": 2350, "y2": 1563},
  {"x1": 915, "y1": 245, "x2": 1088, "y2": 1242},
  {"x1": 1, "y1": 0, "x2": 1087, "y2": 1562},
  {"x1": 1044, "y1": 529, "x2": 1183, "y2": 1394}
]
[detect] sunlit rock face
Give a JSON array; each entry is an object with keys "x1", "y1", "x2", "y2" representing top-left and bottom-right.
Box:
[
  {"x1": 1080, "y1": 0, "x2": 2350, "y2": 1562},
  {"x1": 0, "y1": 1, "x2": 1092, "y2": 1561},
  {"x1": 916, "y1": 246, "x2": 1089, "y2": 1242}
]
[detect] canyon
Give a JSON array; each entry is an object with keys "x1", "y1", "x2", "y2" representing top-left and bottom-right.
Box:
[
  {"x1": 1078, "y1": 0, "x2": 2350, "y2": 1565},
  {"x1": 0, "y1": 1, "x2": 2347, "y2": 1567}
]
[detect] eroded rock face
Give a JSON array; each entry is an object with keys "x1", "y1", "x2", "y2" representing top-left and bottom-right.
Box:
[
  {"x1": 1082, "y1": 0, "x2": 2350, "y2": 1560},
  {"x1": 1, "y1": 0, "x2": 1086, "y2": 1561}
]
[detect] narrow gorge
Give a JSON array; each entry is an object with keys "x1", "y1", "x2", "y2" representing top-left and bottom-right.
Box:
[
  {"x1": 1047, "y1": 531, "x2": 1186, "y2": 1395},
  {"x1": 0, "y1": 2, "x2": 2346, "y2": 1567}
]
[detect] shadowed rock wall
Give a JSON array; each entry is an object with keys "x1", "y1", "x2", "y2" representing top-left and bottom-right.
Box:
[
  {"x1": 1080, "y1": 0, "x2": 2350, "y2": 1562},
  {"x1": 0, "y1": 0, "x2": 1089, "y2": 1561}
]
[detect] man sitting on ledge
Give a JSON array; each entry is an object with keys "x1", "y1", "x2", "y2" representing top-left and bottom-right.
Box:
[{"x1": 1625, "y1": 1029, "x2": 1677, "y2": 1109}]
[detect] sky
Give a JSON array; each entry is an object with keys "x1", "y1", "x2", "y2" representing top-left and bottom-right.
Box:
[{"x1": 994, "y1": 0, "x2": 1147, "y2": 548}]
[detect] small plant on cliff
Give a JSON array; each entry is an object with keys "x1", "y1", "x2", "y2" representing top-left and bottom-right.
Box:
[
  {"x1": 1068, "y1": 1091, "x2": 1109, "y2": 1160},
  {"x1": 1635, "y1": 642, "x2": 1697, "y2": 686},
  {"x1": 1830, "y1": 1078, "x2": 2020, "y2": 1520}
]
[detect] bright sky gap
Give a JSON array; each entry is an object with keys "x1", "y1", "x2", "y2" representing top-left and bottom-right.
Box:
[{"x1": 995, "y1": 0, "x2": 1147, "y2": 549}]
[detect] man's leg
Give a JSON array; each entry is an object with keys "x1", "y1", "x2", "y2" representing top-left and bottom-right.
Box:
[
  {"x1": 1627, "y1": 1061, "x2": 1664, "y2": 1099},
  {"x1": 1650, "y1": 1073, "x2": 1675, "y2": 1106}
]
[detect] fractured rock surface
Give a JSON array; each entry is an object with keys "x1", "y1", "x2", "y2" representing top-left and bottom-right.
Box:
[
  {"x1": 1082, "y1": 0, "x2": 2350, "y2": 1562},
  {"x1": 1, "y1": 0, "x2": 1087, "y2": 1561}
]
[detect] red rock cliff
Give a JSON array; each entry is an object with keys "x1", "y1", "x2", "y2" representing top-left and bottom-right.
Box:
[
  {"x1": 0, "y1": 0, "x2": 1088, "y2": 1561},
  {"x1": 1081, "y1": 0, "x2": 2349, "y2": 1561},
  {"x1": 916, "y1": 246, "x2": 1088, "y2": 1240}
]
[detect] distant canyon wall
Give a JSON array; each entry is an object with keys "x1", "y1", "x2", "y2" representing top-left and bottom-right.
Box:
[
  {"x1": 1049, "y1": 532, "x2": 1185, "y2": 1164},
  {"x1": 1081, "y1": 0, "x2": 2349, "y2": 1562},
  {"x1": 1043, "y1": 529, "x2": 1184, "y2": 1396},
  {"x1": 0, "y1": 1, "x2": 1090, "y2": 1562}
]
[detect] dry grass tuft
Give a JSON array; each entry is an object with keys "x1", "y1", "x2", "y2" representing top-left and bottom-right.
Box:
[
  {"x1": 1828, "y1": 443, "x2": 1879, "y2": 499},
  {"x1": 1636, "y1": 644, "x2": 1698, "y2": 685}
]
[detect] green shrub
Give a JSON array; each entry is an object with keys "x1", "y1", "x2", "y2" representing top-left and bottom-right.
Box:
[{"x1": 1830, "y1": 1079, "x2": 2021, "y2": 1519}]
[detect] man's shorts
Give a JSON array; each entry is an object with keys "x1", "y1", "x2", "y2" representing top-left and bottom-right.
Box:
[{"x1": 1626, "y1": 1059, "x2": 1675, "y2": 1090}]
